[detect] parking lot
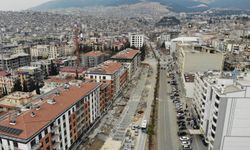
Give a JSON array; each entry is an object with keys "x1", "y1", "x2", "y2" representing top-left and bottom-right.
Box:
[{"x1": 165, "y1": 59, "x2": 208, "y2": 150}]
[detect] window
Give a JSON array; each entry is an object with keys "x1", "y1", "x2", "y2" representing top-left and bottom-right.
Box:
[
  {"x1": 58, "y1": 119, "x2": 61, "y2": 124},
  {"x1": 14, "y1": 142, "x2": 18, "y2": 148},
  {"x1": 39, "y1": 134, "x2": 42, "y2": 140},
  {"x1": 44, "y1": 129, "x2": 48, "y2": 135},
  {"x1": 31, "y1": 140, "x2": 36, "y2": 147},
  {"x1": 63, "y1": 115, "x2": 66, "y2": 120},
  {"x1": 103, "y1": 76, "x2": 106, "y2": 80},
  {"x1": 45, "y1": 137, "x2": 50, "y2": 144}
]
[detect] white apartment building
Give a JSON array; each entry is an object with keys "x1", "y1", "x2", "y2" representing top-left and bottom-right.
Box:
[
  {"x1": 193, "y1": 71, "x2": 250, "y2": 150},
  {"x1": 129, "y1": 33, "x2": 144, "y2": 48}
]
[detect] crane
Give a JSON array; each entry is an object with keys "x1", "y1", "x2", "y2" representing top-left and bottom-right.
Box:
[{"x1": 73, "y1": 23, "x2": 81, "y2": 79}]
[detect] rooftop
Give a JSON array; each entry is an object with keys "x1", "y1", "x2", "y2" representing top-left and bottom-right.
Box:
[
  {"x1": 111, "y1": 48, "x2": 140, "y2": 60},
  {"x1": 0, "y1": 92, "x2": 33, "y2": 108},
  {"x1": 82, "y1": 51, "x2": 104, "y2": 57},
  {"x1": 0, "y1": 82, "x2": 100, "y2": 140},
  {"x1": 86, "y1": 61, "x2": 123, "y2": 75}
]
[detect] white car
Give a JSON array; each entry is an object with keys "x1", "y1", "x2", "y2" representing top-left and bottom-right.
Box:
[
  {"x1": 181, "y1": 140, "x2": 191, "y2": 146},
  {"x1": 179, "y1": 136, "x2": 190, "y2": 141}
]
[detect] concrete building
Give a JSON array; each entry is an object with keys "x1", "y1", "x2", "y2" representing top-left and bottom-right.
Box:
[
  {"x1": 0, "y1": 82, "x2": 102, "y2": 150},
  {"x1": 176, "y1": 44, "x2": 224, "y2": 75},
  {"x1": 0, "y1": 52, "x2": 30, "y2": 70},
  {"x1": 110, "y1": 48, "x2": 140, "y2": 79},
  {"x1": 81, "y1": 51, "x2": 105, "y2": 68},
  {"x1": 0, "y1": 71, "x2": 17, "y2": 97},
  {"x1": 31, "y1": 60, "x2": 53, "y2": 78},
  {"x1": 170, "y1": 36, "x2": 202, "y2": 54},
  {"x1": 193, "y1": 71, "x2": 250, "y2": 150},
  {"x1": 85, "y1": 61, "x2": 128, "y2": 99},
  {"x1": 30, "y1": 45, "x2": 59, "y2": 59},
  {"x1": 17, "y1": 66, "x2": 44, "y2": 92},
  {"x1": 129, "y1": 33, "x2": 144, "y2": 48}
]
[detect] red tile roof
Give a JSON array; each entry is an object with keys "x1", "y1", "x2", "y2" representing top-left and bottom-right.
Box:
[
  {"x1": 0, "y1": 71, "x2": 10, "y2": 77},
  {"x1": 0, "y1": 82, "x2": 100, "y2": 140},
  {"x1": 82, "y1": 51, "x2": 104, "y2": 57},
  {"x1": 86, "y1": 61, "x2": 122, "y2": 75},
  {"x1": 111, "y1": 49, "x2": 140, "y2": 60},
  {"x1": 60, "y1": 66, "x2": 87, "y2": 73}
]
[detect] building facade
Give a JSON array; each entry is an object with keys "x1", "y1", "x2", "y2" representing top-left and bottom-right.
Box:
[
  {"x1": 110, "y1": 48, "x2": 140, "y2": 79},
  {"x1": 85, "y1": 61, "x2": 128, "y2": 99},
  {"x1": 81, "y1": 51, "x2": 105, "y2": 68},
  {"x1": 129, "y1": 33, "x2": 144, "y2": 48},
  {"x1": 193, "y1": 71, "x2": 250, "y2": 150},
  {"x1": 0, "y1": 52, "x2": 30, "y2": 71},
  {"x1": 0, "y1": 82, "x2": 102, "y2": 150}
]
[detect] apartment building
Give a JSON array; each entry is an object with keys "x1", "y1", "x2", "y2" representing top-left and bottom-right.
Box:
[
  {"x1": 0, "y1": 82, "x2": 101, "y2": 150},
  {"x1": 0, "y1": 52, "x2": 30, "y2": 70},
  {"x1": 110, "y1": 48, "x2": 140, "y2": 79},
  {"x1": 17, "y1": 66, "x2": 44, "y2": 92},
  {"x1": 85, "y1": 61, "x2": 128, "y2": 99},
  {"x1": 31, "y1": 60, "x2": 53, "y2": 78},
  {"x1": 129, "y1": 33, "x2": 144, "y2": 48},
  {"x1": 193, "y1": 71, "x2": 250, "y2": 150},
  {"x1": 81, "y1": 51, "x2": 105, "y2": 68},
  {"x1": 0, "y1": 71, "x2": 17, "y2": 97},
  {"x1": 30, "y1": 45, "x2": 59, "y2": 59},
  {"x1": 176, "y1": 44, "x2": 224, "y2": 74}
]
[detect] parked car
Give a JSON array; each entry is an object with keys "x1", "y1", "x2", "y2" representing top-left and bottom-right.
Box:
[
  {"x1": 179, "y1": 136, "x2": 191, "y2": 141},
  {"x1": 179, "y1": 126, "x2": 187, "y2": 130},
  {"x1": 177, "y1": 120, "x2": 185, "y2": 124},
  {"x1": 177, "y1": 131, "x2": 187, "y2": 136},
  {"x1": 177, "y1": 116, "x2": 185, "y2": 120},
  {"x1": 181, "y1": 140, "x2": 191, "y2": 146}
]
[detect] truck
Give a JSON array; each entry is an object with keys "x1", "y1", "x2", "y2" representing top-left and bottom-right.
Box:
[{"x1": 141, "y1": 120, "x2": 147, "y2": 131}]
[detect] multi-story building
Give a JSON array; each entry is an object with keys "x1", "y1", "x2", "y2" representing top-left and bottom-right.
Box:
[
  {"x1": 0, "y1": 82, "x2": 101, "y2": 150},
  {"x1": 17, "y1": 66, "x2": 44, "y2": 92},
  {"x1": 176, "y1": 44, "x2": 224, "y2": 75},
  {"x1": 81, "y1": 51, "x2": 105, "y2": 68},
  {"x1": 129, "y1": 33, "x2": 144, "y2": 48},
  {"x1": 110, "y1": 48, "x2": 140, "y2": 79},
  {"x1": 0, "y1": 52, "x2": 30, "y2": 70},
  {"x1": 31, "y1": 60, "x2": 53, "y2": 78},
  {"x1": 193, "y1": 71, "x2": 250, "y2": 150},
  {"x1": 30, "y1": 45, "x2": 59, "y2": 60},
  {"x1": 0, "y1": 71, "x2": 17, "y2": 97},
  {"x1": 85, "y1": 61, "x2": 128, "y2": 99}
]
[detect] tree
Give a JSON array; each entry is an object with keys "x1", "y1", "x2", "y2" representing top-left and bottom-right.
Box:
[
  {"x1": 140, "y1": 44, "x2": 147, "y2": 61},
  {"x1": 14, "y1": 79, "x2": 22, "y2": 91},
  {"x1": 50, "y1": 60, "x2": 59, "y2": 76},
  {"x1": 22, "y1": 80, "x2": 28, "y2": 92},
  {"x1": 35, "y1": 82, "x2": 40, "y2": 95}
]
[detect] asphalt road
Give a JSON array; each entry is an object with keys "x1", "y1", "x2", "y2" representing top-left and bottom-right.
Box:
[{"x1": 157, "y1": 64, "x2": 179, "y2": 150}]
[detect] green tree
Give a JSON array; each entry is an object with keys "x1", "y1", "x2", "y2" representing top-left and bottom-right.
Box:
[{"x1": 14, "y1": 79, "x2": 22, "y2": 91}]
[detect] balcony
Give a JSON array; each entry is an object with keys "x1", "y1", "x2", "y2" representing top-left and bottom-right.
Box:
[
  {"x1": 31, "y1": 143, "x2": 42, "y2": 150},
  {"x1": 52, "y1": 134, "x2": 60, "y2": 142},
  {"x1": 53, "y1": 142, "x2": 60, "y2": 150}
]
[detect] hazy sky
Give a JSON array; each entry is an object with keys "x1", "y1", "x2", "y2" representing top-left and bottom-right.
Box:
[{"x1": 0, "y1": 0, "x2": 52, "y2": 11}]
